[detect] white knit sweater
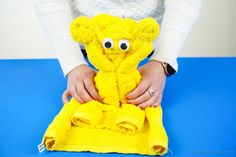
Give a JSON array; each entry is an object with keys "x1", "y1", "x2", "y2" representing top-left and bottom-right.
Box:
[{"x1": 34, "y1": 0, "x2": 203, "y2": 76}]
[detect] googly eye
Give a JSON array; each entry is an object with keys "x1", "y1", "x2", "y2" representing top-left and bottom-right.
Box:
[
  {"x1": 119, "y1": 39, "x2": 130, "y2": 51},
  {"x1": 103, "y1": 38, "x2": 113, "y2": 49}
]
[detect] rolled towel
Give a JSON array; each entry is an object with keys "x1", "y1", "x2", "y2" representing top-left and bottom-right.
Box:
[
  {"x1": 43, "y1": 98, "x2": 80, "y2": 150},
  {"x1": 115, "y1": 104, "x2": 145, "y2": 135},
  {"x1": 71, "y1": 100, "x2": 103, "y2": 128},
  {"x1": 145, "y1": 106, "x2": 168, "y2": 155}
]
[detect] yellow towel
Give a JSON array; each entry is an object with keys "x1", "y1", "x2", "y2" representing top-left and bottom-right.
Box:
[
  {"x1": 43, "y1": 98, "x2": 80, "y2": 149},
  {"x1": 71, "y1": 100, "x2": 104, "y2": 128},
  {"x1": 42, "y1": 98, "x2": 168, "y2": 155},
  {"x1": 115, "y1": 103, "x2": 145, "y2": 135},
  {"x1": 71, "y1": 101, "x2": 145, "y2": 135},
  {"x1": 42, "y1": 14, "x2": 169, "y2": 156}
]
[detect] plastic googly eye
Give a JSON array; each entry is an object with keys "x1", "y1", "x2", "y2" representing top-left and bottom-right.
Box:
[
  {"x1": 119, "y1": 39, "x2": 130, "y2": 51},
  {"x1": 103, "y1": 38, "x2": 113, "y2": 49}
]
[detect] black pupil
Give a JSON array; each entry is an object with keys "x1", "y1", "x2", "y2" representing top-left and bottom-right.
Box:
[
  {"x1": 105, "y1": 42, "x2": 112, "y2": 48},
  {"x1": 120, "y1": 43, "x2": 127, "y2": 50}
]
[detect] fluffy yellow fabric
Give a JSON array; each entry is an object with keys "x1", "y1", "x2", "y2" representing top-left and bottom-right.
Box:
[{"x1": 42, "y1": 14, "x2": 168, "y2": 156}]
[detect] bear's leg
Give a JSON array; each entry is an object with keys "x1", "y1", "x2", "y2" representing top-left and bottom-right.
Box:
[
  {"x1": 71, "y1": 100, "x2": 104, "y2": 128},
  {"x1": 115, "y1": 103, "x2": 145, "y2": 134}
]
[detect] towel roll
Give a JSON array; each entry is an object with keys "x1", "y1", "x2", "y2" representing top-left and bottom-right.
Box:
[
  {"x1": 43, "y1": 98, "x2": 80, "y2": 150},
  {"x1": 145, "y1": 106, "x2": 168, "y2": 155},
  {"x1": 115, "y1": 103, "x2": 145, "y2": 134},
  {"x1": 71, "y1": 100, "x2": 103, "y2": 128}
]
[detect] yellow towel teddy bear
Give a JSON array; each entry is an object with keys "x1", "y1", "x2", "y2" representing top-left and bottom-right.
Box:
[{"x1": 42, "y1": 14, "x2": 168, "y2": 156}]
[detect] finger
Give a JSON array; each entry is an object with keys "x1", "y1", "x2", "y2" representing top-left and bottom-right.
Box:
[
  {"x1": 138, "y1": 91, "x2": 159, "y2": 109},
  {"x1": 69, "y1": 86, "x2": 85, "y2": 104},
  {"x1": 151, "y1": 94, "x2": 162, "y2": 107},
  {"x1": 76, "y1": 81, "x2": 93, "y2": 103},
  {"x1": 127, "y1": 89, "x2": 151, "y2": 105},
  {"x1": 151, "y1": 102, "x2": 160, "y2": 108},
  {"x1": 84, "y1": 79, "x2": 102, "y2": 101},
  {"x1": 126, "y1": 79, "x2": 151, "y2": 100},
  {"x1": 62, "y1": 89, "x2": 70, "y2": 104}
]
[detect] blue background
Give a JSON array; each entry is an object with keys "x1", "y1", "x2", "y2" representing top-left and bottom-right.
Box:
[{"x1": 0, "y1": 58, "x2": 235, "y2": 157}]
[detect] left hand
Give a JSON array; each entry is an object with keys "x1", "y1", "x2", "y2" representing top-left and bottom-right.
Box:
[{"x1": 126, "y1": 60, "x2": 166, "y2": 109}]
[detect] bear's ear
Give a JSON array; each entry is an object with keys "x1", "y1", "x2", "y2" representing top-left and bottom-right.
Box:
[
  {"x1": 70, "y1": 16, "x2": 95, "y2": 44},
  {"x1": 134, "y1": 18, "x2": 160, "y2": 41}
]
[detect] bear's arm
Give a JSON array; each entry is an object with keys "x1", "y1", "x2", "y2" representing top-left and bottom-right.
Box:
[
  {"x1": 85, "y1": 40, "x2": 116, "y2": 72},
  {"x1": 117, "y1": 42, "x2": 153, "y2": 73}
]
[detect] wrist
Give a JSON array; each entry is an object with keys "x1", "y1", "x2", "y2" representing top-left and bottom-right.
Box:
[
  {"x1": 66, "y1": 64, "x2": 88, "y2": 78},
  {"x1": 149, "y1": 59, "x2": 176, "y2": 77},
  {"x1": 148, "y1": 60, "x2": 166, "y2": 76}
]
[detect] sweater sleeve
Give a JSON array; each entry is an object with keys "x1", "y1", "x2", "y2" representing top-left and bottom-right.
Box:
[
  {"x1": 151, "y1": 0, "x2": 203, "y2": 72},
  {"x1": 33, "y1": 0, "x2": 87, "y2": 77}
]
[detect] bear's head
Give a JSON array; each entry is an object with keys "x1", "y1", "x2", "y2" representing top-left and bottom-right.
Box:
[{"x1": 70, "y1": 14, "x2": 160, "y2": 70}]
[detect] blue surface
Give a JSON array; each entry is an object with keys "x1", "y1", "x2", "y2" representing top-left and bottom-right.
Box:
[{"x1": 0, "y1": 58, "x2": 235, "y2": 157}]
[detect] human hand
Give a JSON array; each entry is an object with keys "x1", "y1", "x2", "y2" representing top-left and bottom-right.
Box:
[
  {"x1": 62, "y1": 64, "x2": 102, "y2": 104},
  {"x1": 126, "y1": 60, "x2": 166, "y2": 109}
]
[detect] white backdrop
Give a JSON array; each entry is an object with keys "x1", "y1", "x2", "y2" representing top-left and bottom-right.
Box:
[{"x1": 0, "y1": 0, "x2": 235, "y2": 59}]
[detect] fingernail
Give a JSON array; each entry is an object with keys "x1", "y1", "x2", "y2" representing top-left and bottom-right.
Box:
[{"x1": 140, "y1": 107, "x2": 145, "y2": 110}]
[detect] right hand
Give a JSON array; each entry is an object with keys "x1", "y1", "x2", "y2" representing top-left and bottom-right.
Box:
[{"x1": 62, "y1": 64, "x2": 102, "y2": 104}]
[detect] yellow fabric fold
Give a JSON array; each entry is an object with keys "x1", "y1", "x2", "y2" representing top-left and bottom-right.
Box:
[
  {"x1": 145, "y1": 106, "x2": 168, "y2": 155},
  {"x1": 115, "y1": 104, "x2": 145, "y2": 134},
  {"x1": 42, "y1": 98, "x2": 80, "y2": 150},
  {"x1": 71, "y1": 102, "x2": 145, "y2": 134},
  {"x1": 71, "y1": 101, "x2": 103, "y2": 128}
]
